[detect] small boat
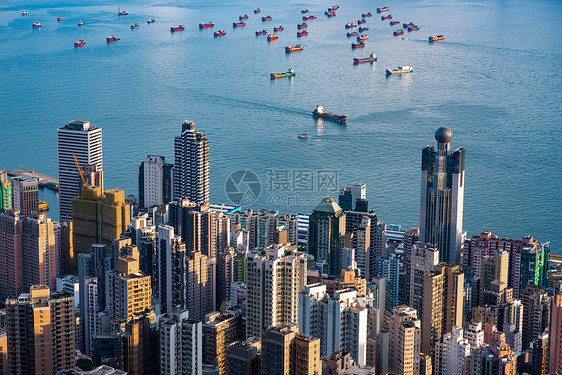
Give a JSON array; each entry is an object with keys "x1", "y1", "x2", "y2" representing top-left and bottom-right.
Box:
[
  {"x1": 313, "y1": 104, "x2": 347, "y2": 123},
  {"x1": 403, "y1": 22, "x2": 414, "y2": 28},
  {"x1": 351, "y1": 41, "x2": 366, "y2": 48},
  {"x1": 232, "y1": 21, "x2": 246, "y2": 27},
  {"x1": 170, "y1": 25, "x2": 184, "y2": 32},
  {"x1": 386, "y1": 66, "x2": 413, "y2": 75},
  {"x1": 118, "y1": 7, "x2": 128, "y2": 15},
  {"x1": 106, "y1": 35, "x2": 120, "y2": 42},
  {"x1": 325, "y1": 11, "x2": 336, "y2": 17},
  {"x1": 301, "y1": 9, "x2": 310, "y2": 13},
  {"x1": 267, "y1": 33, "x2": 279, "y2": 40},
  {"x1": 347, "y1": 31, "x2": 359, "y2": 37},
  {"x1": 359, "y1": 26, "x2": 369, "y2": 32},
  {"x1": 407, "y1": 25, "x2": 420, "y2": 31},
  {"x1": 285, "y1": 44, "x2": 304, "y2": 52},
  {"x1": 57, "y1": 17, "x2": 62, "y2": 21},
  {"x1": 377, "y1": 7, "x2": 389, "y2": 13},
  {"x1": 262, "y1": 15, "x2": 273, "y2": 21},
  {"x1": 353, "y1": 52, "x2": 377, "y2": 64},
  {"x1": 199, "y1": 22, "x2": 215, "y2": 28},
  {"x1": 358, "y1": 18, "x2": 366, "y2": 24},
  {"x1": 297, "y1": 30, "x2": 308, "y2": 37},
  {"x1": 131, "y1": 23, "x2": 140, "y2": 29},
  {"x1": 345, "y1": 22, "x2": 357, "y2": 28},
  {"x1": 254, "y1": 8, "x2": 261, "y2": 13},
  {"x1": 32, "y1": 21, "x2": 41, "y2": 28},
  {"x1": 297, "y1": 23, "x2": 307, "y2": 29},
  {"x1": 147, "y1": 18, "x2": 156, "y2": 24},
  {"x1": 214, "y1": 30, "x2": 226, "y2": 37},
  {"x1": 271, "y1": 67, "x2": 295, "y2": 79},
  {"x1": 381, "y1": 15, "x2": 392, "y2": 20},
  {"x1": 298, "y1": 133, "x2": 309, "y2": 139},
  {"x1": 362, "y1": 12, "x2": 372, "y2": 18},
  {"x1": 74, "y1": 40, "x2": 86, "y2": 47},
  {"x1": 78, "y1": 21, "x2": 84, "y2": 26},
  {"x1": 303, "y1": 15, "x2": 317, "y2": 20},
  {"x1": 393, "y1": 29, "x2": 404, "y2": 36},
  {"x1": 357, "y1": 34, "x2": 369, "y2": 41},
  {"x1": 22, "y1": 11, "x2": 27, "y2": 16},
  {"x1": 256, "y1": 29, "x2": 267, "y2": 35},
  {"x1": 274, "y1": 26, "x2": 284, "y2": 32},
  {"x1": 239, "y1": 15, "x2": 249, "y2": 20},
  {"x1": 390, "y1": 20, "x2": 399, "y2": 25},
  {"x1": 429, "y1": 34, "x2": 445, "y2": 42}
]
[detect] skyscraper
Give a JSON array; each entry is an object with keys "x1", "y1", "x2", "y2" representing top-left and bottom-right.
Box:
[
  {"x1": 0, "y1": 171, "x2": 12, "y2": 213},
  {"x1": 520, "y1": 285, "x2": 550, "y2": 350},
  {"x1": 549, "y1": 283, "x2": 562, "y2": 375},
  {"x1": 159, "y1": 311, "x2": 203, "y2": 375},
  {"x1": 173, "y1": 120, "x2": 209, "y2": 203},
  {"x1": 11, "y1": 176, "x2": 39, "y2": 216},
  {"x1": 57, "y1": 120, "x2": 103, "y2": 221},
  {"x1": 388, "y1": 305, "x2": 421, "y2": 375},
  {"x1": 138, "y1": 155, "x2": 173, "y2": 209},
  {"x1": 420, "y1": 127, "x2": 465, "y2": 265}
]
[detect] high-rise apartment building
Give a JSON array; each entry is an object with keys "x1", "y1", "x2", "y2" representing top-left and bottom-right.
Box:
[
  {"x1": 138, "y1": 155, "x2": 173, "y2": 209},
  {"x1": 203, "y1": 310, "x2": 244, "y2": 375},
  {"x1": 185, "y1": 250, "x2": 216, "y2": 321},
  {"x1": 0, "y1": 211, "x2": 23, "y2": 301},
  {"x1": 217, "y1": 247, "x2": 235, "y2": 306},
  {"x1": 376, "y1": 255, "x2": 400, "y2": 310},
  {"x1": 81, "y1": 276, "x2": 99, "y2": 355},
  {"x1": 388, "y1": 305, "x2": 421, "y2": 375},
  {"x1": 159, "y1": 310, "x2": 202, "y2": 375},
  {"x1": 11, "y1": 176, "x2": 38, "y2": 216},
  {"x1": 420, "y1": 127, "x2": 465, "y2": 265},
  {"x1": 227, "y1": 338, "x2": 261, "y2": 375},
  {"x1": 407, "y1": 243, "x2": 439, "y2": 323},
  {"x1": 173, "y1": 120, "x2": 209, "y2": 203},
  {"x1": 549, "y1": 284, "x2": 562, "y2": 375},
  {"x1": 480, "y1": 251, "x2": 509, "y2": 294},
  {"x1": 434, "y1": 326, "x2": 471, "y2": 375},
  {"x1": 154, "y1": 225, "x2": 186, "y2": 314},
  {"x1": 169, "y1": 200, "x2": 218, "y2": 257},
  {"x1": 0, "y1": 172, "x2": 12, "y2": 213},
  {"x1": 57, "y1": 120, "x2": 103, "y2": 221},
  {"x1": 520, "y1": 285, "x2": 550, "y2": 350}
]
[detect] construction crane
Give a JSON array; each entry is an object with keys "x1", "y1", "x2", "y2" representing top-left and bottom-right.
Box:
[{"x1": 72, "y1": 154, "x2": 88, "y2": 187}]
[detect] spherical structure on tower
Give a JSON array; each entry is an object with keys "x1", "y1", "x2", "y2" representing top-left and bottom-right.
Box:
[{"x1": 435, "y1": 126, "x2": 453, "y2": 144}]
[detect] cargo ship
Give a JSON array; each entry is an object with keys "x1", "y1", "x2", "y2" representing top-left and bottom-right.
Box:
[
  {"x1": 214, "y1": 30, "x2": 226, "y2": 36},
  {"x1": 429, "y1": 34, "x2": 444, "y2": 42},
  {"x1": 285, "y1": 44, "x2": 304, "y2": 52},
  {"x1": 357, "y1": 34, "x2": 369, "y2": 41},
  {"x1": 232, "y1": 21, "x2": 246, "y2": 27},
  {"x1": 351, "y1": 41, "x2": 366, "y2": 48},
  {"x1": 106, "y1": 35, "x2": 120, "y2": 42},
  {"x1": 347, "y1": 31, "x2": 359, "y2": 37},
  {"x1": 345, "y1": 22, "x2": 357, "y2": 28},
  {"x1": 381, "y1": 14, "x2": 392, "y2": 20},
  {"x1": 359, "y1": 26, "x2": 369, "y2": 32},
  {"x1": 32, "y1": 21, "x2": 41, "y2": 28},
  {"x1": 312, "y1": 105, "x2": 347, "y2": 123},
  {"x1": 377, "y1": 7, "x2": 389, "y2": 12},
  {"x1": 385, "y1": 66, "x2": 413, "y2": 75},
  {"x1": 131, "y1": 23, "x2": 140, "y2": 29},
  {"x1": 199, "y1": 22, "x2": 214, "y2": 28},
  {"x1": 147, "y1": 18, "x2": 156, "y2": 24},
  {"x1": 78, "y1": 21, "x2": 84, "y2": 26},
  {"x1": 297, "y1": 30, "x2": 308, "y2": 37},
  {"x1": 393, "y1": 29, "x2": 404, "y2": 36},
  {"x1": 353, "y1": 52, "x2": 377, "y2": 64},
  {"x1": 403, "y1": 22, "x2": 414, "y2": 28},
  {"x1": 74, "y1": 40, "x2": 86, "y2": 47},
  {"x1": 57, "y1": 17, "x2": 62, "y2": 21},
  {"x1": 118, "y1": 7, "x2": 128, "y2": 15},
  {"x1": 239, "y1": 15, "x2": 249, "y2": 20},
  {"x1": 22, "y1": 11, "x2": 27, "y2": 16},
  {"x1": 358, "y1": 18, "x2": 366, "y2": 24},
  {"x1": 267, "y1": 33, "x2": 278, "y2": 40},
  {"x1": 301, "y1": 9, "x2": 310, "y2": 13},
  {"x1": 170, "y1": 25, "x2": 184, "y2": 31},
  {"x1": 325, "y1": 11, "x2": 336, "y2": 17},
  {"x1": 407, "y1": 25, "x2": 419, "y2": 31},
  {"x1": 262, "y1": 15, "x2": 272, "y2": 21},
  {"x1": 303, "y1": 15, "x2": 317, "y2": 20},
  {"x1": 362, "y1": 12, "x2": 372, "y2": 17},
  {"x1": 390, "y1": 20, "x2": 399, "y2": 25},
  {"x1": 297, "y1": 23, "x2": 307, "y2": 29},
  {"x1": 270, "y1": 67, "x2": 295, "y2": 79},
  {"x1": 298, "y1": 133, "x2": 309, "y2": 139},
  {"x1": 256, "y1": 29, "x2": 267, "y2": 35},
  {"x1": 254, "y1": 8, "x2": 261, "y2": 13},
  {"x1": 274, "y1": 26, "x2": 284, "y2": 32}
]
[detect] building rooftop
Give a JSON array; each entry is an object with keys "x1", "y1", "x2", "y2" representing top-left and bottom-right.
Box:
[{"x1": 313, "y1": 197, "x2": 342, "y2": 214}]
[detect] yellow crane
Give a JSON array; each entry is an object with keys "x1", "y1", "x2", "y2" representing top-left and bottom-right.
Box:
[{"x1": 72, "y1": 154, "x2": 88, "y2": 187}]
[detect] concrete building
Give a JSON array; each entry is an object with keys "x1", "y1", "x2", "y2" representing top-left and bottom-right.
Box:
[
  {"x1": 376, "y1": 255, "x2": 400, "y2": 310},
  {"x1": 549, "y1": 286, "x2": 562, "y2": 375},
  {"x1": 159, "y1": 310, "x2": 202, "y2": 375},
  {"x1": 203, "y1": 309, "x2": 244, "y2": 375},
  {"x1": 434, "y1": 326, "x2": 470, "y2": 375},
  {"x1": 0, "y1": 171, "x2": 12, "y2": 213},
  {"x1": 185, "y1": 250, "x2": 216, "y2": 321},
  {"x1": 174, "y1": 120, "x2": 209, "y2": 203},
  {"x1": 11, "y1": 176, "x2": 38, "y2": 216},
  {"x1": 138, "y1": 155, "x2": 173, "y2": 209},
  {"x1": 217, "y1": 248, "x2": 235, "y2": 306},
  {"x1": 520, "y1": 285, "x2": 550, "y2": 351},
  {"x1": 154, "y1": 225, "x2": 185, "y2": 314},
  {"x1": 419, "y1": 127, "x2": 465, "y2": 266},
  {"x1": 81, "y1": 276, "x2": 99, "y2": 355},
  {"x1": 464, "y1": 321, "x2": 484, "y2": 350},
  {"x1": 227, "y1": 338, "x2": 261, "y2": 375},
  {"x1": 388, "y1": 306, "x2": 421, "y2": 375},
  {"x1": 407, "y1": 243, "x2": 439, "y2": 323},
  {"x1": 57, "y1": 120, "x2": 103, "y2": 221}
]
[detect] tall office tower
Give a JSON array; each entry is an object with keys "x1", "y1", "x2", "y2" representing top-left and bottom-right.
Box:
[
  {"x1": 185, "y1": 250, "x2": 216, "y2": 321},
  {"x1": 21, "y1": 213, "x2": 57, "y2": 290},
  {"x1": 173, "y1": 120, "x2": 209, "y2": 203},
  {"x1": 0, "y1": 171, "x2": 12, "y2": 213},
  {"x1": 107, "y1": 248, "x2": 151, "y2": 322},
  {"x1": 376, "y1": 255, "x2": 400, "y2": 309},
  {"x1": 137, "y1": 155, "x2": 173, "y2": 209},
  {"x1": 246, "y1": 244, "x2": 306, "y2": 338},
  {"x1": 81, "y1": 277, "x2": 99, "y2": 355},
  {"x1": 0, "y1": 211, "x2": 23, "y2": 301},
  {"x1": 406, "y1": 243, "x2": 439, "y2": 323},
  {"x1": 520, "y1": 285, "x2": 551, "y2": 350},
  {"x1": 388, "y1": 305, "x2": 421, "y2": 375},
  {"x1": 422, "y1": 263, "x2": 464, "y2": 354},
  {"x1": 168, "y1": 199, "x2": 217, "y2": 256},
  {"x1": 217, "y1": 247, "x2": 234, "y2": 306},
  {"x1": 419, "y1": 127, "x2": 465, "y2": 265},
  {"x1": 227, "y1": 338, "x2": 262, "y2": 375},
  {"x1": 202, "y1": 309, "x2": 244, "y2": 375},
  {"x1": 434, "y1": 326, "x2": 471, "y2": 375},
  {"x1": 6, "y1": 285, "x2": 76, "y2": 374},
  {"x1": 338, "y1": 182, "x2": 366, "y2": 210},
  {"x1": 154, "y1": 225, "x2": 186, "y2": 313},
  {"x1": 549, "y1": 284, "x2": 562, "y2": 375},
  {"x1": 11, "y1": 176, "x2": 39, "y2": 216},
  {"x1": 308, "y1": 198, "x2": 346, "y2": 276},
  {"x1": 57, "y1": 120, "x2": 103, "y2": 221},
  {"x1": 159, "y1": 310, "x2": 202, "y2": 375}
]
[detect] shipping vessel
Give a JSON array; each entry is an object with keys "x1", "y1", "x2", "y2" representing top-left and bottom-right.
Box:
[
  {"x1": 303, "y1": 15, "x2": 317, "y2": 20},
  {"x1": 345, "y1": 22, "x2": 358, "y2": 28},
  {"x1": 199, "y1": 22, "x2": 214, "y2": 28},
  {"x1": 256, "y1": 29, "x2": 267, "y2": 35},
  {"x1": 74, "y1": 40, "x2": 86, "y2": 47},
  {"x1": 385, "y1": 66, "x2": 413, "y2": 75},
  {"x1": 170, "y1": 25, "x2": 184, "y2": 31},
  {"x1": 362, "y1": 12, "x2": 372, "y2": 17},
  {"x1": 407, "y1": 25, "x2": 419, "y2": 31},
  {"x1": 347, "y1": 31, "x2": 359, "y2": 37},
  {"x1": 359, "y1": 26, "x2": 369, "y2": 32},
  {"x1": 270, "y1": 67, "x2": 295, "y2": 79},
  {"x1": 267, "y1": 33, "x2": 279, "y2": 40},
  {"x1": 377, "y1": 7, "x2": 389, "y2": 12},
  {"x1": 118, "y1": 7, "x2": 128, "y2": 15},
  {"x1": 381, "y1": 15, "x2": 392, "y2": 20},
  {"x1": 357, "y1": 34, "x2": 369, "y2": 41},
  {"x1": 353, "y1": 52, "x2": 377, "y2": 64},
  {"x1": 285, "y1": 44, "x2": 304, "y2": 52},
  {"x1": 325, "y1": 11, "x2": 336, "y2": 17},
  {"x1": 358, "y1": 18, "x2": 366, "y2": 24},
  {"x1": 32, "y1": 21, "x2": 41, "y2": 28},
  {"x1": 147, "y1": 18, "x2": 156, "y2": 23},
  {"x1": 390, "y1": 20, "x2": 399, "y2": 25},
  {"x1": 57, "y1": 17, "x2": 62, "y2": 21},
  {"x1": 239, "y1": 15, "x2": 249, "y2": 20},
  {"x1": 297, "y1": 30, "x2": 308, "y2": 37},
  {"x1": 297, "y1": 23, "x2": 307, "y2": 29},
  {"x1": 393, "y1": 29, "x2": 404, "y2": 36},
  {"x1": 429, "y1": 34, "x2": 445, "y2": 42},
  {"x1": 233, "y1": 21, "x2": 246, "y2": 27},
  {"x1": 262, "y1": 15, "x2": 272, "y2": 21},
  {"x1": 274, "y1": 26, "x2": 284, "y2": 31},
  {"x1": 22, "y1": 11, "x2": 27, "y2": 16},
  {"x1": 254, "y1": 8, "x2": 261, "y2": 13},
  {"x1": 78, "y1": 21, "x2": 84, "y2": 26},
  {"x1": 301, "y1": 9, "x2": 310, "y2": 13},
  {"x1": 351, "y1": 41, "x2": 366, "y2": 48},
  {"x1": 312, "y1": 105, "x2": 347, "y2": 123},
  {"x1": 131, "y1": 23, "x2": 140, "y2": 29},
  {"x1": 298, "y1": 133, "x2": 309, "y2": 139},
  {"x1": 403, "y1": 22, "x2": 414, "y2": 28},
  {"x1": 214, "y1": 30, "x2": 226, "y2": 36},
  {"x1": 106, "y1": 35, "x2": 120, "y2": 42}
]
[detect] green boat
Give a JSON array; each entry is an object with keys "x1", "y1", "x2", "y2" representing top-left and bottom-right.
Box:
[{"x1": 270, "y1": 67, "x2": 295, "y2": 79}]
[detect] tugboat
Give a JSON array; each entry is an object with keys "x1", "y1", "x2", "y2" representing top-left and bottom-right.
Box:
[
  {"x1": 407, "y1": 25, "x2": 419, "y2": 31},
  {"x1": 403, "y1": 22, "x2": 414, "y2": 28},
  {"x1": 32, "y1": 21, "x2": 41, "y2": 28},
  {"x1": 393, "y1": 29, "x2": 404, "y2": 36},
  {"x1": 262, "y1": 15, "x2": 272, "y2": 21},
  {"x1": 362, "y1": 12, "x2": 372, "y2": 17},
  {"x1": 170, "y1": 25, "x2": 184, "y2": 31},
  {"x1": 312, "y1": 105, "x2": 347, "y2": 123},
  {"x1": 147, "y1": 18, "x2": 156, "y2": 24},
  {"x1": 267, "y1": 33, "x2": 279, "y2": 40},
  {"x1": 118, "y1": 7, "x2": 128, "y2": 15},
  {"x1": 214, "y1": 30, "x2": 226, "y2": 37},
  {"x1": 285, "y1": 44, "x2": 304, "y2": 52},
  {"x1": 297, "y1": 23, "x2": 307, "y2": 29},
  {"x1": 301, "y1": 9, "x2": 310, "y2": 13},
  {"x1": 270, "y1": 67, "x2": 295, "y2": 79},
  {"x1": 353, "y1": 52, "x2": 377, "y2": 64},
  {"x1": 74, "y1": 40, "x2": 86, "y2": 47},
  {"x1": 57, "y1": 17, "x2": 62, "y2": 21},
  {"x1": 347, "y1": 31, "x2": 359, "y2": 37},
  {"x1": 254, "y1": 8, "x2": 261, "y2": 13},
  {"x1": 131, "y1": 23, "x2": 140, "y2": 29},
  {"x1": 390, "y1": 20, "x2": 399, "y2": 25},
  {"x1": 351, "y1": 41, "x2": 366, "y2": 48},
  {"x1": 274, "y1": 26, "x2": 284, "y2": 32},
  {"x1": 78, "y1": 21, "x2": 84, "y2": 26},
  {"x1": 297, "y1": 30, "x2": 308, "y2": 37},
  {"x1": 357, "y1": 34, "x2": 369, "y2": 41},
  {"x1": 381, "y1": 14, "x2": 392, "y2": 20},
  {"x1": 199, "y1": 22, "x2": 214, "y2": 28},
  {"x1": 377, "y1": 7, "x2": 389, "y2": 12},
  {"x1": 358, "y1": 26, "x2": 369, "y2": 32},
  {"x1": 232, "y1": 21, "x2": 246, "y2": 27},
  {"x1": 239, "y1": 15, "x2": 249, "y2": 20},
  {"x1": 106, "y1": 35, "x2": 120, "y2": 42},
  {"x1": 345, "y1": 22, "x2": 357, "y2": 28},
  {"x1": 303, "y1": 15, "x2": 317, "y2": 20},
  {"x1": 358, "y1": 18, "x2": 366, "y2": 24},
  {"x1": 385, "y1": 66, "x2": 413, "y2": 75},
  {"x1": 22, "y1": 11, "x2": 27, "y2": 16},
  {"x1": 297, "y1": 133, "x2": 309, "y2": 139},
  {"x1": 429, "y1": 34, "x2": 445, "y2": 42},
  {"x1": 255, "y1": 29, "x2": 267, "y2": 35}
]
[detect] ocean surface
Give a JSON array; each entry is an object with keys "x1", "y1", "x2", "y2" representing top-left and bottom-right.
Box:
[{"x1": 0, "y1": 0, "x2": 560, "y2": 252}]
